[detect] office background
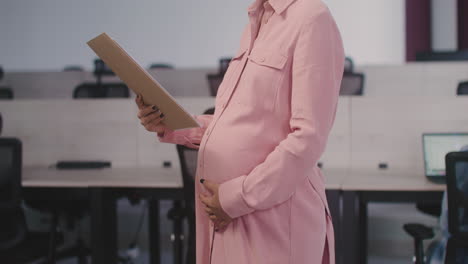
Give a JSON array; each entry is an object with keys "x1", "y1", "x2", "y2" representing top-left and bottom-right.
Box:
[{"x1": 1, "y1": 0, "x2": 468, "y2": 263}]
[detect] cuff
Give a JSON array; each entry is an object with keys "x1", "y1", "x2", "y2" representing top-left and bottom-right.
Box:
[
  {"x1": 218, "y1": 176, "x2": 255, "y2": 219},
  {"x1": 157, "y1": 127, "x2": 200, "y2": 149}
]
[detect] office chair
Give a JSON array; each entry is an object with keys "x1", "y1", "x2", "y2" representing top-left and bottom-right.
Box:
[
  {"x1": 176, "y1": 144, "x2": 198, "y2": 264},
  {"x1": 344, "y1": 57, "x2": 354, "y2": 73},
  {"x1": 0, "y1": 88, "x2": 14, "y2": 99},
  {"x1": 173, "y1": 108, "x2": 214, "y2": 264},
  {"x1": 149, "y1": 63, "x2": 174, "y2": 69},
  {"x1": 203, "y1": 107, "x2": 215, "y2": 115},
  {"x1": 457, "y1": 81, "x2": 468, "y2": 95},
  {"x1": 444, "y1": 151, "x2": 468, "y2": 263},
  {"x1": 63, "y1": 65, "x2": 84, "y2": 72},
  {"x1": 207, "y1": 73, "x2": 224, "y2": 96},
  {"x1": 73, "y1": 83, "x2": 130, "y2": 98},
  {"x1": 339, "y1": 72, "x2": 365, "y2": 95},
  {"x1": 218, "y1": 58, "x2": 232, "y2": 75},
  {"x1": 0, "y1": 138, "x2": 52, "y2": 263},
  {"x1": 206, "y1": 58, "x2": 232, "y2": 97},
  {"x1": 403, "y1": 151, "x2": 468, "y2": 264}
]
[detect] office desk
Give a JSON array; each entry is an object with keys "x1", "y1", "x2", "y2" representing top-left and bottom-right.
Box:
[
  {"x1": 340, "y1": 169, "x2": 445, "y2": 264},
  {"x1": 23, "y1": 166, "x2": 183, "y2": 264}
]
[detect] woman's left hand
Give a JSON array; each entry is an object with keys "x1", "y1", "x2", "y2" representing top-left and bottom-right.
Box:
[{"x1": 199, "y1": 179, "x2": 232, "y2": 231}]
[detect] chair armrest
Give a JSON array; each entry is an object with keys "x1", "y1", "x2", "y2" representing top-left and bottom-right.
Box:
[{"x1": 403, "y1": 223, "x2": 435, "y2": 240}]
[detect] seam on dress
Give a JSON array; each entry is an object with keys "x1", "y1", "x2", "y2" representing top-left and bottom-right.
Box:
[{"x1": 288, "y1": 198, "x2": 292, "y2": 264}]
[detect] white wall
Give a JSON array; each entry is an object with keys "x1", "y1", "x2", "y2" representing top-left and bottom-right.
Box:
[
  {"x1": 0, "y1": 0, "x2": 406, "y2": 71},
  {"x1": 324, "y1": 0, "x2": 405, "y2": 65},
  {"x1": 431, "y1": 0, "x2": 458, "y2": 51}
]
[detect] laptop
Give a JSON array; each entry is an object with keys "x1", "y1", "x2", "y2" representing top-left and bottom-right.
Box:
[{"x1": 422, "y1": 133, "x2": 468, "y2": 183}]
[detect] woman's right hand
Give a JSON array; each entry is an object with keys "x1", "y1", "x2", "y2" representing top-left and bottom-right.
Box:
[{"x1": 135, "y1": 94, "x2": 166, "y2": 135}]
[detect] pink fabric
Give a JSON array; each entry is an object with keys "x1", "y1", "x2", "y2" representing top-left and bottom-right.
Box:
[{"x1": 159, "y1": 0, "x2": 344, "y2": 263}]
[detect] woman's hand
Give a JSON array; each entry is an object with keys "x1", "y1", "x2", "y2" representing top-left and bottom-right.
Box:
[
  {"x1": 135, "y1": 94, "x2": 166, "y2": 134},
  {"x1": 199, "y1": 179, "x2": 232, "y2": 231}
]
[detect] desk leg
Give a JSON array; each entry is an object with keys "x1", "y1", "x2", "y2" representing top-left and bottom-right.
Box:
[
  {"x1": 90, "y1": 188, "x2": 117, "y2": 264},
  {"x1": 326, "y1": 190, "x2": 342, "y2": 264},
  {"x1": 171, "y1": 200, "x2": 184, "y2": 264},
  {"x1": 149, "y1": 199, "x2": 161, "y2": 264},
  {"x1": 342, "y1": 191, "x2": 367, "y2": 264}
]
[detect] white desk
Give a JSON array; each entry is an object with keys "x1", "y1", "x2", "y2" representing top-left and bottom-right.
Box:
[
  {"x1": 23, "y1": 166, "x2": 182, "y2": 188},
  {"x1": 341, "y1": 169, "x2": 445, "y2": 191}
]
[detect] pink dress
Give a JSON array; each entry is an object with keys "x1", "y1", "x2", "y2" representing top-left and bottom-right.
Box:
[{"x1": 160, "y1": 0, "x2": 344, "y2": 263}]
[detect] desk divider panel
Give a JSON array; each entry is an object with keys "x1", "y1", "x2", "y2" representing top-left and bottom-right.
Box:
[
  {"x1": 2, "y1": 97, "x2": 468, "y2": 179},
  {"x1": 350, "y1": 97, "x2": 468, "y2": 174}
]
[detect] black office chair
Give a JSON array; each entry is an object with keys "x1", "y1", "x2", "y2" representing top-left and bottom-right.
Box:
[
  {"x1": 339, "y1": 72, "x2": 365, "y2": 95},
  {"x1": 73, "y1": 83, "x2": 130, "y2": 98},
  {"x1": 0, "y1": 138, "x2": 52, "y2": 263},
  {"x1": 149, "y1": 63, "x2": 174, "y2": 69},
  {"x1": 218, "y1": 58, "x2": 231, "y2": 75},
  {"x1": 203, "y1": 107, "x2": 215, "y2": 115},
  {"x1": 344, "y1": 57, "x2": 354, "y2": 73},
  {"x1": 207, "y1": 73, "x2": 224, "y2": 96},
  {"x1": 403, "y1": 151, "x2": 468, "y2": 264},
  {"x1": 0, "y1": 88, "x2": 14, "y2": 99},
  {"x1": 63, "y1": 65, "x2": 84, "y2": 72},
  {"x1": 176, "y1": 144, "x2": 198, "y2": 264},
  {"x1": 206, "y1": 58, "x2": 232, "y2": 97},
  {"x1": 0, "y1": 66, "x2": 14, "y2": 100},
  {"x1": 457, "y1": 81, "x2": 468, "y2": 95},
  {"x1": 444, "y1": 151, "x2": 468, "y2": 263}
]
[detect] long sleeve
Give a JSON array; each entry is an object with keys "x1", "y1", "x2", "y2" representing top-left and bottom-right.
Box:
[
  {"x1": 218, "y1": 11, "x2": 345, "y2": 218},
  {"x1": 158, "y1": 114, "x2": 213, "y2": 149}
]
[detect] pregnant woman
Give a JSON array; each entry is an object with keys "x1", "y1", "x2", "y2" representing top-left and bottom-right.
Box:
[{"x1": 136, "y1": 0, "x2": 344, "y2": 263}]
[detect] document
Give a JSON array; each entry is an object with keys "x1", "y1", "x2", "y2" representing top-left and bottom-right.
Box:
[{"x1": 87, "y1": 33, "x2": 200, "y2": 130}]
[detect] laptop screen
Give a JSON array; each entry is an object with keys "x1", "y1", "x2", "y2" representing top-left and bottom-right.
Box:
[{"x1": 423, "y1": 133, "x2": 468, "y2": 177}]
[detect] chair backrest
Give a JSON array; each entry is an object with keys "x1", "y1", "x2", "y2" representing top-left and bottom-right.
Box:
[
  {"x1": 0, "y1": 138, "x2": 27, "y2": 250},
  {"x1": 0, "y1": 66, "x2": 4, "y2": 80},
  {"x1": 176, "y1": 144, "x2": 199, "y2": 207},
  {"x1": 445, "y1": 151, "x2": 468, "y2": 238},
  {"x1": 73, "y1": 83, "x2": 130, "y2": 99},
  {"x1": 203, "y1": 107, "x2": 215, "y2": 115},
  {"x1": 93, "y1": 59, "x2": 114, "y2": 77},
  {"x1": 149, "y1": 63, "x2": 174, "y2": 70},
  {"x1": 457, "y1": 81, "x2": 468, "y2": 95},
  {"x1": 0, "y1": 88, "x2": 13, "y2": 100},
  {"x1": 63, "y1": 65, "x2": 84, "y2": 72},
  {"x1": 344, "y1": 57, "x2": 354, "y2": 73},
  {"x1": 207, "y1": 74, "x2": 224, "y2": 97},
  {"x1": 340, "y1": 72, "x2": 365, "y2": 96},
  {"x1": 219, "y1": 58, "x2": 232, "y2": 75}
]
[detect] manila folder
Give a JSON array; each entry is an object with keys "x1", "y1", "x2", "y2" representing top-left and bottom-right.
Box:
[{"x1": 87, "y1": 33, "x2": 200, "y2": 130}]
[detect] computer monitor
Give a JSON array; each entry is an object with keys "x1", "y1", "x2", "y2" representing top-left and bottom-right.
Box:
[{"x1": 423, "y1": 133, "x2": 468, "y2": 182}]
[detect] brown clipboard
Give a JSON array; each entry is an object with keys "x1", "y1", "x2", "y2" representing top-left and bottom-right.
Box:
[{"x1": 87, "y1": 33, "x2": 200, "y2": 130}]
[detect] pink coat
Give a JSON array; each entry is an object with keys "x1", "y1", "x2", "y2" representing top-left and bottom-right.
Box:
[{"x1": 160, "y1": 0, "x2": 344, "y2": 263}]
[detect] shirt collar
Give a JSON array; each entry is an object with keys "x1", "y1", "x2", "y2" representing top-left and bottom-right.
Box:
[{"x1": 247, "y1": 0, "x2": 296, "y2": 15}]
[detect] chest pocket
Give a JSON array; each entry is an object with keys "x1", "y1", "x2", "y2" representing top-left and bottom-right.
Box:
[{"x1": 232, "y1": 46, "x2": 288, "y2": 111}]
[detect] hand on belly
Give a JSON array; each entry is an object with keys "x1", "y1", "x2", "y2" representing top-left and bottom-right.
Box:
[{"x1": 199, "y1": 179, "x2": 233, "y2": 231}]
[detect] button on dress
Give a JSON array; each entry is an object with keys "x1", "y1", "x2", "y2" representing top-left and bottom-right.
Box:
[{"x1": 160, "y1": 0, "x2": 344, "y2": 263}]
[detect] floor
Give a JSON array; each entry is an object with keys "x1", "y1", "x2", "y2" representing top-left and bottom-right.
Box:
[{"x1": 33, "y1": 201, "x2": 430, "y2": 264}]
